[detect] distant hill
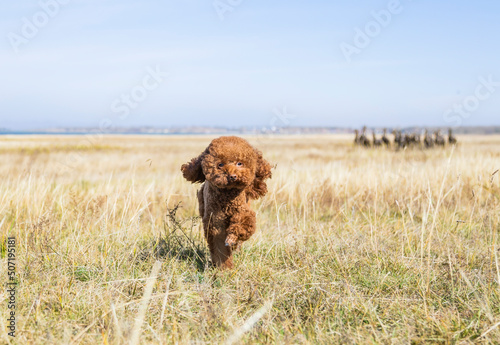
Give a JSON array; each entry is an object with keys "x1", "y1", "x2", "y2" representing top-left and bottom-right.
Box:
[
  {"x1": 1, "y1": 126, "x2": 500, "y2": 135},
  {"x1": 450, "y1": 126, "x2": 500, "y2": 134},
  {"x1": 394, "y1": 126, "x2": 500, "y2": 135}
]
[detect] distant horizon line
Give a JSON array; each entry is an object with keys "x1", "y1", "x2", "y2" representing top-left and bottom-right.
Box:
[{"x1": 1, "y1": 125, "x2": 500, "y2": 135}]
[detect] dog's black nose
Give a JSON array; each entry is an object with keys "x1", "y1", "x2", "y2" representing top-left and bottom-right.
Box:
[{"x1": 229, "y1": 174, "x2": 237, "y2": 181}]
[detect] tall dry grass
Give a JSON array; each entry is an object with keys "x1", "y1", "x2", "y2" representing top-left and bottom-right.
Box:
[{"x1": 0, "y1": 134, "x2": 499, "y2": 344}]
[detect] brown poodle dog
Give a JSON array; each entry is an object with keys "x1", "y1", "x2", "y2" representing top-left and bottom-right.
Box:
[{"x1": 181, "y1": 136, "x2": 272, "y2": 269}]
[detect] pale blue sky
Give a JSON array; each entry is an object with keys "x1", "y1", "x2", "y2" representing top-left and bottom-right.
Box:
[{"x1": 0, "y1": 0, "x2": 499, "y2": 130}]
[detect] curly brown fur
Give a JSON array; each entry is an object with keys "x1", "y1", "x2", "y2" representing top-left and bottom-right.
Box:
[{"x1": 181, "y1": 136, "x2": 272, "y2": 269}]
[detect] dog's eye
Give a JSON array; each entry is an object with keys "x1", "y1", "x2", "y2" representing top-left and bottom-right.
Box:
[
  {"x1": 236, "y1": 162, "x2": 243, "y2": 167},
  {"x1": 218, "y1": 163, "x2": 224, "y2": 168}
]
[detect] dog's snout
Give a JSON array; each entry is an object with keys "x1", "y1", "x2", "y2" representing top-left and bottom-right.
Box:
[{"x1": 229, "y1": 174, "x2": 237, "y2": 181}]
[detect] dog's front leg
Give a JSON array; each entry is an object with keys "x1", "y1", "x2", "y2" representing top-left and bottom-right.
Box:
[
  {"x1": 209, "y1": 228, "x2": 234, "y2": 269},
  {"x1": 225, "y1": 208, "x2": 256, "y2": 247}
]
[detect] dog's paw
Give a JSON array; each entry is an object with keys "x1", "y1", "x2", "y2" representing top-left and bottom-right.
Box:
[{"x1": 225, "y1": 233, "x2": 238, "y2": 247}]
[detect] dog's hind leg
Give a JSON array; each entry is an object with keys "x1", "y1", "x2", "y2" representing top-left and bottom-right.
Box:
[{"x1": 197, "y1": 184, "x2": 205, "y2": 219}]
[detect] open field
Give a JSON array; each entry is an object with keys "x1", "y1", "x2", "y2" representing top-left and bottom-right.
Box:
[{"x1": 1, "y1": 134, "x2": 500, "y2": 344}]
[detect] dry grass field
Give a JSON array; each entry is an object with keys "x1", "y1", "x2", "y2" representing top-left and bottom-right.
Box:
[{"x1": 1, "y1": 134, "x2": 500, "y2": 344}]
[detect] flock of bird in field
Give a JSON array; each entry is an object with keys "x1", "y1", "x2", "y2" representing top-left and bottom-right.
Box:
[{"x1": 354, "y1": 127, "x2": 458, "y2": 149}]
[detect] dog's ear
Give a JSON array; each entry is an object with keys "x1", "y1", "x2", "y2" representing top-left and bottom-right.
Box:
[
  {"x1": 181, "y1": 148, "x2": 208, "y2": 183},
  {"x1": 247, "y1": 149, "x2": 272, "y2": 200}
]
